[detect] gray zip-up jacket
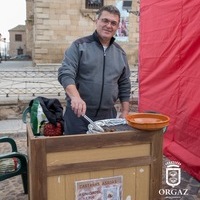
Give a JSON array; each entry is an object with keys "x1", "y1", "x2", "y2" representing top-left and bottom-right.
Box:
[{"x1": 58, "y1": 31, "x2": 131, "y2": 111}]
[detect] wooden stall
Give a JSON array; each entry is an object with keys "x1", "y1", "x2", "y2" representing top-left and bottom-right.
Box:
[{"x1": 27, "y1": 123, "x2": 163, "y2": 200}]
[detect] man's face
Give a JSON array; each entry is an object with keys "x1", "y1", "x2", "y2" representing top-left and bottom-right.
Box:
[{"x1": 96, "y1": 11, "x2": 119, "y2": 42}]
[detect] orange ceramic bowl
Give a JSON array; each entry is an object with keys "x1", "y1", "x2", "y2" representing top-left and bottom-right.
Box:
[{"x1": 125, "y1": 113, "x2": 170, "y2": 131}]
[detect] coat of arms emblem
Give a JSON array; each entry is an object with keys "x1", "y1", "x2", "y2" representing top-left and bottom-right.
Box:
[{"x1": 166, "y1": 164, "x2": 181, "y2": 187}]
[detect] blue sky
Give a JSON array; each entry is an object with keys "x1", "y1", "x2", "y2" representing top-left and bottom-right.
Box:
[{"x1": 0, "y1": 0, "x2": 26, "y2": 41}]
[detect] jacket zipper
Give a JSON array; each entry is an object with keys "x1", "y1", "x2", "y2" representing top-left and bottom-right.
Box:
[{"x1": 94, "y1": 48, "x2": 106, "y2": 117}]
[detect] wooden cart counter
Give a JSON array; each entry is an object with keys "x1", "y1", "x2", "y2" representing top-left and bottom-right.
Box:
[{"x1": 27, "y1": 123, "x2": 163, "y2": 200}]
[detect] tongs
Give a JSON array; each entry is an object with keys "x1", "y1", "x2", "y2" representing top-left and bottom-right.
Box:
[{"x1": 83, "y1": 114, "x2": 104, "y2": 132}]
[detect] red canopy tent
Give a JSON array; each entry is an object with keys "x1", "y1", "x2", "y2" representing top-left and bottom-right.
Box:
[{"x1": 138, "y1": 0, "x2": 200, "y2": 180}]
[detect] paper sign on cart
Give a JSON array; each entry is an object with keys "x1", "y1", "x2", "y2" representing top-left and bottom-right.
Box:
[{"x1": 75, "y1": 176, "x2": 123, "y2": 200}]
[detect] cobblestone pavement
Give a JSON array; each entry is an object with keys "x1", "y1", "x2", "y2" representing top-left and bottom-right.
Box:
[
  {"x1": 0, "y1": 133, "x2": 199, "y2": 200},
  {"x1": 161, "y1": 158, "x2": 200, "y2": 200}
]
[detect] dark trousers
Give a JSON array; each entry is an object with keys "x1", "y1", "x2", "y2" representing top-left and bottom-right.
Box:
[{"x1": 63, "y1": 104, "x2": 117, "y2": 135}]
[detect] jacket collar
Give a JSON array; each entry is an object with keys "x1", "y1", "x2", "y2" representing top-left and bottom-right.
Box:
[{"x1": 93, "y1": 30, "x2": 115, "y2": 46}]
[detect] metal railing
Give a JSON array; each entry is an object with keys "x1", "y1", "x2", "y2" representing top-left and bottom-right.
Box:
[{"x1": 0, "y1": 69, "x2": 138, "y2": 98}]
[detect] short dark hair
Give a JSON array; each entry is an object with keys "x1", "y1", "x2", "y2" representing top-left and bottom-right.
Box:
[{"x1": 97, "y1": 5, "x2": 121, "y2": 20}]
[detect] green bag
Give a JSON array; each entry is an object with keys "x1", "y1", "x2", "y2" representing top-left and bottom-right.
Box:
[{"x1": 23, "y1": 99, "x2": 48, "y2": 136}]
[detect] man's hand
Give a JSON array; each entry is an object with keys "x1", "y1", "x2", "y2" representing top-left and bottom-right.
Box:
[
  {"x1": 70, "y1": 96, "x2": 86, "y2": 117},
  {"x1": 65, "y1": 84, "x2": 86, "y2": 117},
  {"x1": 118, "y1": 111, "x2": 128, "y2": 118}
]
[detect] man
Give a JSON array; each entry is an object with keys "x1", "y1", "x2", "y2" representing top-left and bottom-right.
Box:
[{"x1": 58, "y1": 5, "x2": 131, "y2": 134}]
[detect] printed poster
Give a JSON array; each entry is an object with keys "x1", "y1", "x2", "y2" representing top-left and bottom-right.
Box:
[
  {"x1": 115, "y1": 0, "x2": 130, "y2": 42},
  {"x1": 75, "y1": 176, "x2": 123, "y2": 200}
]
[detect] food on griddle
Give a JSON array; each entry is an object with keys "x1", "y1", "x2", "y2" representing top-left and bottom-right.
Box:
[
  {"x1": 103, "y1": 126, "x2": 117, "y2": 132},
  {"x1": 102, "y1": 124, "x2": 134, "y2": 132}
]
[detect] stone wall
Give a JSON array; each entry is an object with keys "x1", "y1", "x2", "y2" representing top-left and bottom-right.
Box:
[{"x1": 26, "y1": 0, "x2": 139, "y2": 66}]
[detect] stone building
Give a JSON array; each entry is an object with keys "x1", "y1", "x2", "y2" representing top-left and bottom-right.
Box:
[
  {"x1": 8, "y1": 25, "x2": 27, "y2": 57},
  {"x1": 26, "y1": 0, "x2": 139, "y2": 66}
]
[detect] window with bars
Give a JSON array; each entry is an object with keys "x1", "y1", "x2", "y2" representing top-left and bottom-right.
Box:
[
  {"x1": 15, "y1": 34, "x2": 22, "y2": 42},
  {"x1": 85, "y1": 0, "x2": 104, "y2": 9}
]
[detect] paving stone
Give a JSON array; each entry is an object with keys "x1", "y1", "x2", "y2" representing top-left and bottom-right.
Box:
[{"x1": 190, "y1": 178, "x2": 200, "y2": 186}]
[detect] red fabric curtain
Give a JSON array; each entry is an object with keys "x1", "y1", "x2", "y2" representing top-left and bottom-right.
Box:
[{"x1": 139, "y1": 0, "x2": 200, "y2": 180}]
